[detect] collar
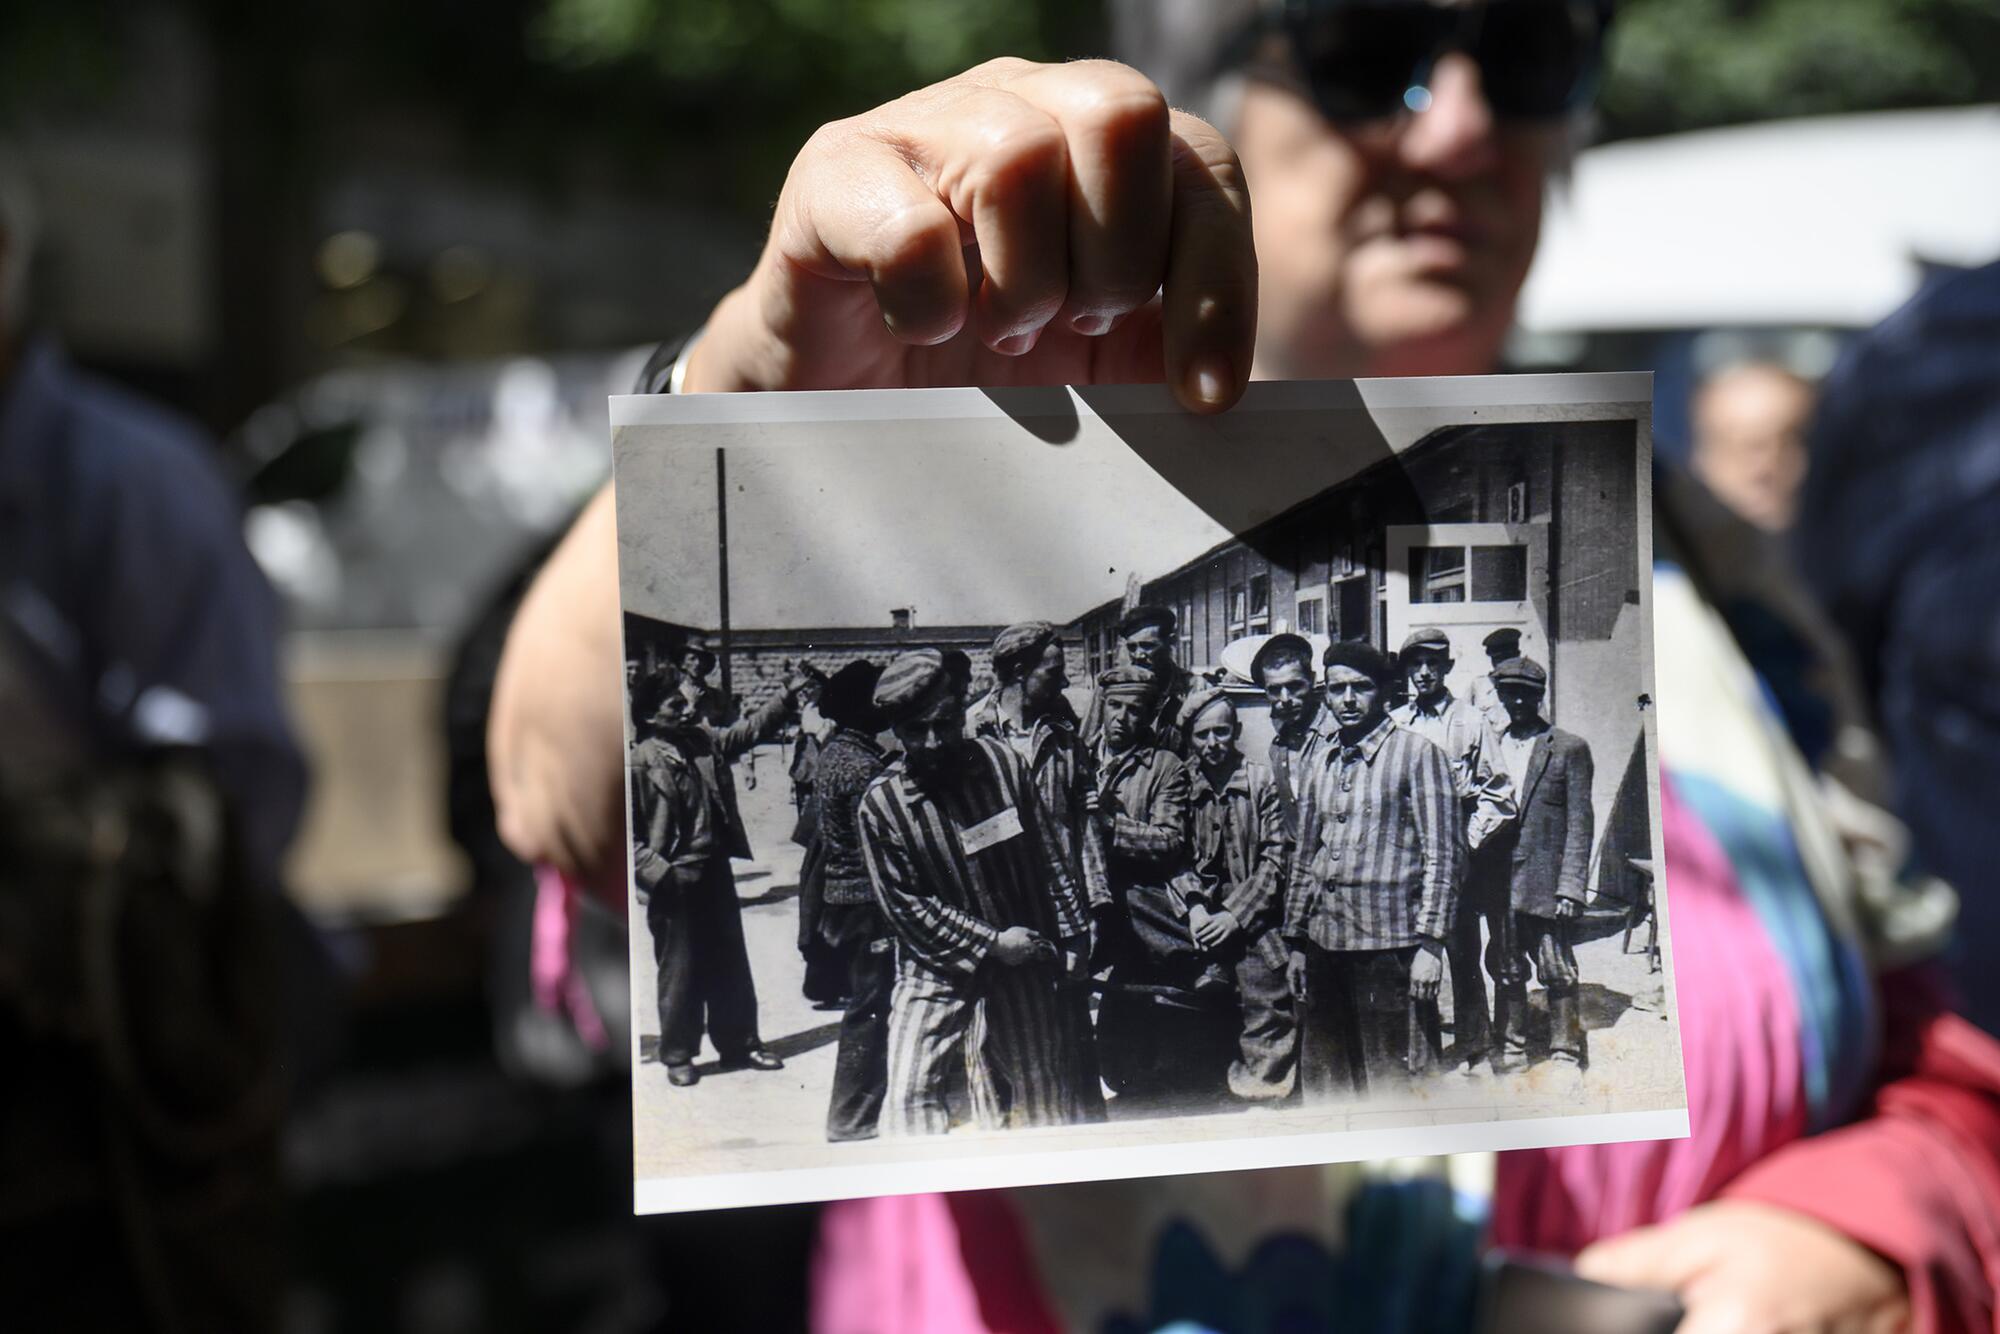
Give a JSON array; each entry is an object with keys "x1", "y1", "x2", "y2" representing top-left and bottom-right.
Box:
[
  {"x1": 1505, "y1": 718, "x2": 1551, "y2": 743},
  {"x1": 1190, "y1": 754, "x2": 1250, "y2": 801},
  {"x1": 828, "y1": 724, "x2": 885, "y2": 756},
  {"x1": 1403, "y1": 689, "x2": 1455, "y2": 720},
  {"x1": 893, "y1": 741, "x2": 974, "y2": 803},
  {"x1": 1336, "y1": 714, "x2": 1396, "y2": 764}
]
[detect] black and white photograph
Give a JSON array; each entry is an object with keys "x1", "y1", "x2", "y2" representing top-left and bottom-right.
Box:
[{"x1": 612, "y1": 375, "x2": 1683, "y2": 1213}]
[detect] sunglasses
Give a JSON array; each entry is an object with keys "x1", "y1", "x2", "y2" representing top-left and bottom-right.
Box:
[{"x1": 1273, "y1": 0, "x2": 1606, "y2": 123}]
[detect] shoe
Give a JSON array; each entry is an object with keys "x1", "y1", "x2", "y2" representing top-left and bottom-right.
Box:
[
  {"x1": 666, "y1": 1063, "x2": 699, "y2": 1087},
  {"x1": 736, "y1": 1047, "x2": 785, "y2": 1072}
]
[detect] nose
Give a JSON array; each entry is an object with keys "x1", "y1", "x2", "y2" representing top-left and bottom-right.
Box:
[{"x1": 1401, "y1": 51, "x2": 1499, "y2": 179}]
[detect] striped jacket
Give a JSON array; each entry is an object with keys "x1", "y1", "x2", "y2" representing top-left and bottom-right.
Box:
[
  {"x1": 1094, "y1": 741, "x2": 1192, "y2": 879},
  {"x1": 1389, "y1": 691, "x2": 1516, "y2": 851},
  {"x1": 1282, "y1": 713, "x2": 1464, "y2": 953},
  {"x1": 857, "y1": 737, "x2": 1090, "y2": 976},
  {"x1": 969, "y1": 692, "x2": 1111, "y2": 911},
  {"x1": 1188, "y1": 754, "x2": 1292, "y2": 932}
]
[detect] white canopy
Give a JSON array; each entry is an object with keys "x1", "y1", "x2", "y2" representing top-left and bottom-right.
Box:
[{"x1": 1518, "y1": 105, "x2": 2000, "y2": 333}]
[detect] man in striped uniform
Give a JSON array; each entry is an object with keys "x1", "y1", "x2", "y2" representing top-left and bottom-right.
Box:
[
  {"x1": 1390, "y1": 626, "x2": 1516, "y2": 1075},
  {"x1": 1252, "y1": 632, "x2": 1324, "y2": 836},
  {"x1": 1284, "y1": 642, "x2": 1464, "y2": 1100},
  {"x1": 970, "y1": 621, "x2": 1109, "y2": 913},
  {"x1": 858, "y1": 650, "x2": 1098, "y2": 1135}
]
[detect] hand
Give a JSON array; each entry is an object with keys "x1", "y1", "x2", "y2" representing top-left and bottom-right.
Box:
[
  {"x1": 1555, "y1": 897, "x2": 1582, "y2": 921},
  {"x1": 992, "y1": 925, "x2": 1054, "y2": 968},
  {"x1": 1576, "y1": 1201, "x2": 1909, "y2": 1334},
  {"x1": 682, "y1": 59, "x2": 1256, "y2": 414},
  {"x1": 1287, "y1": 949, "x2": 1310, "y2": 1001},
  {"x1": 1409, "y1": 941, "x2": 1445, "y2": 1001},
  {"x1": 488, "y1": 490, "x2": 629, "y2": 907},
  {"x1": 1192, "y1": 907, "x2": 1240, "y2": 951}
]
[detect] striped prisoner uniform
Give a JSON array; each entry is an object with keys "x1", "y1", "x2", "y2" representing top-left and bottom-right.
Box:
[
  {"x1": 858, "y1": 736, "x2": 1099, "y2": 1135},
  {"x1": 1283, "y1": 712, "x2": 1463, "y2": 1097}
]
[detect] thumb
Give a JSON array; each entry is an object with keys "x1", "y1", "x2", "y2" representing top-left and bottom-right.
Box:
[{"x1": 1575, "y1": 1221, "x2": 1707, "y2": 1296}]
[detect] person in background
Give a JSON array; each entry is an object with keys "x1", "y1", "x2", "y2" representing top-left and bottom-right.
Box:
[
  {"x1": 1391, "y1": 626, "x2": 1515, "y2": 1075},
  {"x1": 1796, "y1": 259, "x2": 2000, "y2": 1037},
  {"x1": 1484, "y1": 656, "x2": 1592, "y2": 1080},
  {"x1": 629, "y1": 664, "x2": 804, "y2": 1088},
  {"x1": 972, "y1": 621, "x2": 1109, "y2": 915},
  {"x1": 1084, "y1": 606, "x2": 1201, "y2": 759},
  {"x1": 1468, "y1": 625, "x2": 1522, "y2": 736},
  {"x1": 1179, "y1": 685, "x2": 1296, "y2": 1101},
  {"x1": 0, "y1": 148, "x2": 313, "y2": 1332},
  {"x1": 1252, "y1": 631, "x2": 1322, "y2": 835},
  {"x1": 679, "y1": 634, "x2": 734, "y2": 727},
  {"x1": 1285, "y1": 642, "x2": 1460, "y2": 1100},
  {"x1": 806, "y1": 660, "x2": 894, "y2": 1141},
  {"x1": 488, "y1": 2, "x2": 2000, "y2": 1327},
  {"x1": 1689, "y1": 360, "x2": 1815, "y2": 534},
  {"x1": 859, "y1": 650, "x2": 1096, "y2": 1134}
]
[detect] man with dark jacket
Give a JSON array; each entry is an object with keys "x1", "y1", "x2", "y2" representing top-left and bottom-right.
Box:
[
  {"x1": 1486, "y1": 657, "x2": 1594, "y2": 1077},
  {"x1": 629, "y1": 664, "x2": 805, "y2": 1087},
  {"x1": 809, "y1": 660, "x2": 893, "y2": 1140}
]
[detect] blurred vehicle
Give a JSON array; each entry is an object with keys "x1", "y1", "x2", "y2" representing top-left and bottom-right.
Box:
[
  {"x1": 234, "y1": 349, "x2": 646, "y2": 923},
  {"x1": 1512, "y1": 104, "x2": 2000, "y2": 452}
]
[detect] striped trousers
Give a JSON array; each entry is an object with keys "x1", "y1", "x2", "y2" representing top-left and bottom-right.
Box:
[{"x1": 882, "y1": 958, "x2": 1100, "y2": 1136}]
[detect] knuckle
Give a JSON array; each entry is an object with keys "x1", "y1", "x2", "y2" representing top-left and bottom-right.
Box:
[
  {"x1": 965, "y1": 55, "x2": 1040, "y2": 84},
  {"x1": 862, "y1": 201, "x2": 954, "y2": 276},
  {"x1": 962, "y1": 113, "x2": 1068, "y2": 195}
]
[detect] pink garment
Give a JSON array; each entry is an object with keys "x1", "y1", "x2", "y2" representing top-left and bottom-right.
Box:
[
  {"x1": 531, "y1": 864, "x2": 609, "y2": 1051},
  {"x1": 1489, "y1": 779, "x2": 1808, "y2": 1249},
  {"x1": 811, "y1": 783, "x2": 1809, "y2": 1329}
]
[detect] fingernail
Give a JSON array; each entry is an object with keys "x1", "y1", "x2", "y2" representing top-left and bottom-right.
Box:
[
  {"x1": 1070, "y1": 313, "x2": 1110, "y2": 336},
  {"x1": 1187, "y1": 354, "x2": 1233, "y2": 407},
  {"x1": 995, "y1": 329, "x2": 1042, "y2": 357}
]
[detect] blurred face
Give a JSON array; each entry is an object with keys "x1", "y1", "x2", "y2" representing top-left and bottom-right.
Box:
[
  {"x1": 1022, "y1": 643, "x2": 1069, "y2": 715},
  {"x1": 1485, "y1": 639, "x2": 1519, "y2": 668},
  {"x1": 1691, "y1": 364, "x2": 1814, "y2": 533},
  {"x1": 647, "y1": 687, "x2": 696, "y2": 735},
  {"x1": 1189, "y1": 701, "x2": 1239, "y2": 770},
  {"x1": 680, "y1": 650, "x2": 709, "y2": 679},
  {"x1": 892, "y1": 681, "x2": 968, "y2": 784},
  {"x1": 1260, "y1": 657, "x2": 1315, "y2": 729},
  {"x1": 1497, "y1": 682, "x2": 1545, "y2": 729},
  {"x1": 1324, "y1": 664, "x2": 1385, "y2": 736},
  {"x1": 1405, "y1": 649, "x2": 1452, "y2": 703},
  {"x1": 1120, "y1": 625, "x2": 1172, "y2": 672},
  {"x1": 1234, "y1": 55, "x2": 1556, "y2": 381},
  {"x1": 1101, "y1": 694, "x2": 1149, "y2": 753}
]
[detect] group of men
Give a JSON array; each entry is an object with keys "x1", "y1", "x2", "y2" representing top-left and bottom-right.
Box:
[{"x1": 628, "y1": 603, "x2": 1598, "y2": 1141}]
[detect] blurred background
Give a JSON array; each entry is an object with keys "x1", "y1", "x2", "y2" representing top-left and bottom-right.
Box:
[{"x1": 1, "y1": 1, "x2": 1996, "y2": 1331}]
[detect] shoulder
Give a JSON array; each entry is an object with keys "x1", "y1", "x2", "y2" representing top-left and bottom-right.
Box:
[
  {"x1": 634, "y1": 737, "x2": 690, "y2": 777},
  {"x1": 1549, "y1": 728, "x2": 1592, "y2": 761}
]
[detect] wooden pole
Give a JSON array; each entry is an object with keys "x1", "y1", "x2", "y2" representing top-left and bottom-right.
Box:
[{"x1": 716, "y1": 447, "x2": 732, "y2": 703}]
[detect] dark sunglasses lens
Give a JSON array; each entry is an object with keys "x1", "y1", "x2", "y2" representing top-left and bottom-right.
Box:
[
  {"x1": 1291, "y1": 5, "x2": 1456, "y2": 120},
  {"x1": 1474, "y1": 0, "x2": 1599, "y2": 117}
]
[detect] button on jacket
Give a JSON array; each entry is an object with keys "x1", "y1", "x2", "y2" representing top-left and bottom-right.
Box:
[{"x1": 1283, "y1": 713, "x2": 1464, "y2": 952}]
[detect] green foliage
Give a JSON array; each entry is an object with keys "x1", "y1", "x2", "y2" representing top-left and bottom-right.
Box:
[{"x1": 1599, "y1": 0, "x2": 2000, "y2": 138}]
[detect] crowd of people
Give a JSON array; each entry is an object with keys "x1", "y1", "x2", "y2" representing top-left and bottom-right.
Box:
[{"x1": 628, "y1": 605, "x2": 1605, "y2": 1142}]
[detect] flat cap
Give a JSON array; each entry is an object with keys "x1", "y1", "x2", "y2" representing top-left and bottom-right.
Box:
[
  {"x1": 1250, "y1": 632, "x2": 1315, "y2": 683},
  {"x1": 1117, "y1": 604, "x2": 1177, "y2": 638},
  {"x1": 873, "y1": 649, "x2": 952, "y2": 723},
  {"x1": 1097, "y1": 663, "x2": 1162, "y2": 700},
  {"x1": 1482, "y1": 626, "x2": 1523, "y2": 651},
  {"x1": 1490, "y1": 656, "x2": 1548, "y2": 689},
  {"x1": 1399, "y1": 626, "x2": 1453, "y2": 657},
  {"x1": 991, "y1": 621, "x2": 1059, "y2": 678},
  {"x1": 1177, "y1": 684, "x2": 1234, "y2": 733}
]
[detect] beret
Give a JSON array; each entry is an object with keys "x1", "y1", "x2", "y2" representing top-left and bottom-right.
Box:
[
  {"x1": 1490, "y1": 656, "x2": 1548, "y2": 689},
  {"x1": 1321, "y1": 640, "x2": 1397, "y2": 687},
  {"x1": 1399, "y1": 626, "x2": 1453, "y2": 657},
  {"x1": 873, "y1": 649, "x2": 952, "y2": 722},
  {"x1": 818, "y1": 659, "x2": 884, "y2": 729},
  {"x1": 1177, "y1": 684, "x2": 1234, "y2": 733},
  {"x1": 991, "y1": 621, "x2": 1059, "y2": 677},
  {"x1": 1097, "y1": 663, "x2": 1163, "y2": 700},
  {"x1": 1117, "y1": 604, "x2": 1177, "y2": 638},
  {"x1": 1250, "y1": 632, "x2": 1315, "y2": 683}
]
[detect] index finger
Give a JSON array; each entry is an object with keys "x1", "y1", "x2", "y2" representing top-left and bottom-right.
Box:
[{"x1": 1161, "y1": 110, "x2": 1256, "y2": 413}]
